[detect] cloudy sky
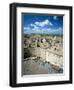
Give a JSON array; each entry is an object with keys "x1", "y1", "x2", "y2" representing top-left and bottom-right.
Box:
[{"x1": 22, "y1": 14, "x2": 63, "y2": 35}]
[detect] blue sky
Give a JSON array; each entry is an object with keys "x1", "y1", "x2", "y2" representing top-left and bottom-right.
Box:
[{"x1": 22, "y1": 14, "x2": 63, "y2": 35}]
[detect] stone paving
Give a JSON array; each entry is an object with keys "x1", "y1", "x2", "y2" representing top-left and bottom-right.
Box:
[{"x1": 22, "y1": 57, "x2": 63, "y2": 75}]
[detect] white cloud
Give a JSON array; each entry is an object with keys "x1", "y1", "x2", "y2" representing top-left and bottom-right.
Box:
[
  {"x1": 35, "y1": 19, "x2": 53, "y2": 27},
  {"x1": 30, "y1": 24, "x2": 33, "y2": 27},
  {"x1": 49, "y1": 21, "x2": 53, "y2": 26},
  {"x1": 32, "y1": 25, "x2": 39, "y2": 30},
  {"x1": 30, "y1": 19, "x2": 53, "y2": 32},
  {"x1": 53, "y1": 16, "x2": 57, "y2": 20},
  {"x1": 46, "y1": 27, "x2": 63, "y2": 34},
  {"x1": 24, "y1": 27, "x2": 30, "y2": 30},
  {"x1": 30, "y1": 24, "x2": 36, "y2": 27},
  {"x1": 35, "y1": 22, "x2": 39, "y2": 26},
  {"x1": 58, "y1": 27, "x2": 62, "y2": 30},
  {"x1": 52, "y1": 27, "x2": 62, "y2": 32},
  {"x1": 24, "y1": 25, "x2": 63, "y2": 34},
  {"x1": 56, "y1": 27, "x2": 62, "y2": 31}
]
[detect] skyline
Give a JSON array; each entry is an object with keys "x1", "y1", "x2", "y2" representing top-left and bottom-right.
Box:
[{"x1": 22, "y1": 14, "x2": 63, "y2": 35}]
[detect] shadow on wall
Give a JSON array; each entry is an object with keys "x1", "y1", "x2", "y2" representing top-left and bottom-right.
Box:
[{"x1": 24, "y1": 48, "x2": 32, "y2": 59}]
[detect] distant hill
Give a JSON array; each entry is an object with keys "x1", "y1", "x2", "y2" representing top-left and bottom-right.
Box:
[{"x1": 24, "y1": 33, "x2": 63, "y2": 38}]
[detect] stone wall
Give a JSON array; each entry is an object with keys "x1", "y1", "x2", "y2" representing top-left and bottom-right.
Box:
[{"x1": 29, "y1": 47, "x2": 63, "y2": 68}]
